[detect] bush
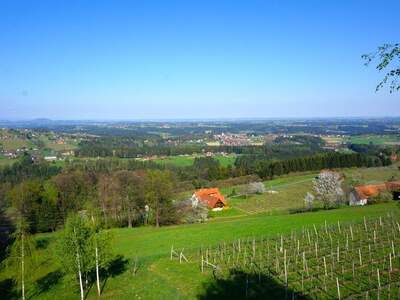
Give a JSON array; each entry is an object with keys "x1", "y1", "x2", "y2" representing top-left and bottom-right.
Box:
[
  {"x1": 176, "y1": 200, "x2": 208, "y2": 224},
  {"x1": 369, "y1": 191, "x2": 392, "y2": 204}
]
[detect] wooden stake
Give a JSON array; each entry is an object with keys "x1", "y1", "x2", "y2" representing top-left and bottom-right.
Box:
[
  {"x1": 337, "y1": 245, "x2": 340, "y2": 262},
  {"x1": 364, "y1": 216, "x2": 367, "y2": 232},
  {"x1": 350, "y1": 225, "x2": 354, "y2": 241},
  {"x1": 315, "y1": 241, "x2": 318, "y2": 259},
  {"x1": 284, "y1": 249, "x2": 288, "y2": 286},
  {"x1": 377, "y1": 268, "x2": 381, "y2": 288}
]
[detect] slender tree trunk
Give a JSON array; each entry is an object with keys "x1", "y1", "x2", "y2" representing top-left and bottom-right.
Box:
[
  {"x1": 155, "y1": 205, "x2": 159, "y2": 228},
  {"x1": 127, "y1": 197, "x2": 132, "y2": 228},
  {"x1": 91, "y1": 216, "x2": 101, "y2": 296},
  {"x1": 76, "y1": 250, "x2": 84, "y2": 300},
  {"x1": 128, "y1": 210, "x2": 132, "y2": 228},
  {"x1": 74, "y1": 226, "x2": 84, "y2": 300},
  {"x1": 21, "y1": 232, "x2": 25, "y2": 300},
  {"x1": 102, "y1": 203, "x2": 107, "y2": 227},
  {"x1": 95, "y1": 246, "x2": 100, "y2": 296}
]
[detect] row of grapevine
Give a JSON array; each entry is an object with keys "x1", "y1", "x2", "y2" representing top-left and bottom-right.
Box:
[{"x1": 172, "y1": 214, "x2": 400, "y2": 299}]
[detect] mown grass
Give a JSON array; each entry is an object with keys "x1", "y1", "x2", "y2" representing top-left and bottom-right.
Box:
[
  {"x1": 1, "y1": 202, "x2": 399, "y2": 300},
  {"x1": 0, "y1": 157, "x2": 16, "y2": 167},
  {"x1": 39, "y1": 136, "x2": 78, "y2": 152},
  {"x1": 1, "y1": 164, "x2": 398, "y2": 299},
  {"x1": 217, "y1": 164, "x2": 399, "y2": 216},
  {"x1": 0, "y1": 138, "x2": 32, "y2": 151},
  {"x1": 153, "y1": 154, "x2": 237, "y2": 168},
  {"x1": 346, "y1": 134, "x2": 400, "y2": 145}
]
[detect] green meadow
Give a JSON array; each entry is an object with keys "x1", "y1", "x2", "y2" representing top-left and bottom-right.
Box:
[
  {"x1": 346, "y1": 134, "x2": 400, "y2": 145},
  {"x1": 0, "y1": 138, "x2": 33, "y2": 151},
  {"x1": 1, "y1": 164, "x2": 399, "y2": 299},
  {"x1": 153, "y1": 154, "x2": 237, "y2": 168},
  {"x1": 0, "y1": 202, "x2": 398, "y2": 299}
]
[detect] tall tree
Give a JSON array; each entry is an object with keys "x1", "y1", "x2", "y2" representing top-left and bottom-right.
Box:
[
  {"x1": 58, "y1": 215, "x2": 93, "y2": 300},
  {"x1": 89, "y1": 214, "x2": 112, "y2": 297},
  {"x1": 6, "y1": 217, "x2": 34, "y2": 300},
  {"x1": 115, "y1": 170, "x2": 145, "y2": 228},
  {"x1": 144, "y1": 170, "x2": 174, "y2": 227},
  {"x1": 362, "y1": 43, "x2": 400, "y2": 93},
  {"x1": 7, "y1": 180, "x2": 41, "y2": 233}
]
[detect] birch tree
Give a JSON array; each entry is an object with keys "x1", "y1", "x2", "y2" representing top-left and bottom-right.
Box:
[
  {"x1": 6, "y1": 217, "x2": 34, "y2": 300},
  {"x1": 58, "y1": 215, "x2": 93, "y2": 300},
  {"x1": 304, "y1": 192, "x2": 315, "y2": 211},
  {"x1": 90, "y1": 215, "x2": 113, "y2": 297},
  {"x1": 362, "y1": 43, "x2": 400, "y2": 93}
]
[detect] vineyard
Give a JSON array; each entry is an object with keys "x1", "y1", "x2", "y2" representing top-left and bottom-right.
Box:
[{"x1": 171, "y1": 213, "x2": 400, "y2": 299}]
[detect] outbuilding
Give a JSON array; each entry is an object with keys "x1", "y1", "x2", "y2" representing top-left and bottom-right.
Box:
[{"x1": 191, "y1": 188, "x2": 227, "y2": 211}]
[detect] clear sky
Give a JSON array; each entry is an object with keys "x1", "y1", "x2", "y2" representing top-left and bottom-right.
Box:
[{"x1": 0, "y1": 0, "x2": 399, "y2": 120}]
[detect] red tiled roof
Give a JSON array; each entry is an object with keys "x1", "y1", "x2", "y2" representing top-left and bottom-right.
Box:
[
  {"x1": 194, "y1": 188, "x2": 227, "y2": 208},
  {"x1": 354, "y1": 181, "x2": 400, "y2": 199}
]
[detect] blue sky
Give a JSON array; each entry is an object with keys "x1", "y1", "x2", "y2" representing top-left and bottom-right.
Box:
[{"x1": 0, "y1": 0, "x2": 399, "y2": 120}]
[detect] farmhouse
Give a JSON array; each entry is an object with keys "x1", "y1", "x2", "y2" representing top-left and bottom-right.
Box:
[
  {"x1": 44, "y1": 156, "x2": 57, "y2": 161},
  {"x1": 191, "y1": 188, "x2": 227, "y2": 211},
  {"x1": 349, "y1": 181, "x2": 400, "y2": 206}
]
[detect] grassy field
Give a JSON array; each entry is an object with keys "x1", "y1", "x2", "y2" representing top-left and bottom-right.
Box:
[
  {"x1": 1, "y1": 164, "x2": 399, "y2": 299},
  {"x1": 153, "y1": 154, "x2": 237, "y2": 168},
  {"x1": 221, "y1": 173, "x2": 318, "y2": 215},
  {"x1": 1, "y1": 202, "x2": 399, "y2": 300},
  {"x1": 173, "y1": 211, "x2": 400, "y2": 299},
  {"x1": 0, "y1": 156, "x2": 17, "y2": 167},
  {"x1": 217, "y1": 164, "x2": 399, "y2": 217},
  {"x1": 346, "y1": 134, "x2": 400, "y2": 145},
  {"x1": 39, "y1": 136, "x2": 78, "y2": 152},
  {"x1": 0, "y1": 138, "x2": 33, "y2": 151},
  {"x1": 343, "y1": 163, "x2": 400, "y2": 184}
]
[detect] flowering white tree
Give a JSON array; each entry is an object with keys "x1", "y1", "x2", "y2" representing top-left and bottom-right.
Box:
[
  {"x1": 242, "y1": 182, "x2": 266, "y2": 195},
  {"x1": 313, "y1": 171, "x2": 344, "y2": 209},
  {"x1": 304, "y1": 192, "x2": 315, "y2": 211}
]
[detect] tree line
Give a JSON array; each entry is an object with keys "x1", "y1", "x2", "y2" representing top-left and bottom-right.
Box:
[
  {"x1": 75, "y1": 136, "x2": 324, "y2": 159},
  {"x1": 235, "y1": 152, "x2": 392, "y2": 179},
  {"x1": 5, "y1": 169, "x2": 179, "y2": 234}
]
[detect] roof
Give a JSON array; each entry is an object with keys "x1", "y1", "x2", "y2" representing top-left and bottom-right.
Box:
[
  {"x1": 194, "y1": 188, "x2": 227, "y2": 208},
  {"x1": 354, "y1": 181, "x2": 400, "y2": 199}
]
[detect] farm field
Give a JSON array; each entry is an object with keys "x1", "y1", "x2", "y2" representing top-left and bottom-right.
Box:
[
  {"x1": 0, "y1": 156, "x2": 16, "y2": 167},
  {"x1": 1, "y1": 202, "x2": 398, "y2": 299},
  {"x1": 174, "y1": 210, "x2": 400, "y2": 299},
  {"x1": 346, "y1": 134, "x2": 400, "y2": 145},
  {"x1": 38, "y1": 136, "x2": 78, "y2": 152},
  {"x1": 153, "y1": 154, "x2": 237, "y2": 168},
  {"x1": 343, "y1": 163, "x2": 400, "y2": 184},
  {"x1": 222, "y1": 173, "x2": 318, "y2": 215},
  {"x1": 0, "y1": 138, "x2": 33, "y2": 151},
  {"x1": 218, "y1": 164, "x2": 399, "y2": 217}
]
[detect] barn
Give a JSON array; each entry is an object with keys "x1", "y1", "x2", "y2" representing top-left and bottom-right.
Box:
[
  {"x1": 349, "y1": 181, "x2": 400, "y2": 206},
  {"x1": 191, "y1": 188, "x2": 227, "y2": 211}
]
